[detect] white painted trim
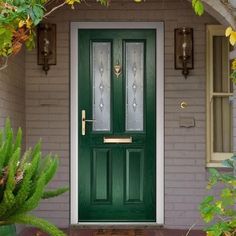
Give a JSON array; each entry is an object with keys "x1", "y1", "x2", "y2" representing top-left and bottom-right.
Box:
[
  {"x1": 156, "y1": 22, "x2": 164, "y2": 225},
  {"x1": 70, "y1": 22, "x2": 79, "y2": 225},
  {"x1": 70, "y1": 22, "x2": 164, "y2": 225}
]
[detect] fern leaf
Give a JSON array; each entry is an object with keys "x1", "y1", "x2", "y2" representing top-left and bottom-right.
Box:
[
  {"x1": 43, "y1": 156, "x2": 58, "y2": 186},
  {"x1": 0, "y1": 129, "x2": 3, "y2": 147},
  {"x1": 0, "y1": 148, "x2": 20, "y2": 218},
  {"x1": 5, "y1": 173, "x2": 32, "y2": 217},
  {"x1": 0, "y1": 143, "x2": 5, "y2": 176},
  {"x1": 8, "y1": 214, "x2": 66, "y2": 236},
  {"x1": 42, "y1": 186, "x2": 69, "y2": 199},
  {"x1": 31, "y1": 141, "x2": 41, "y2": 161},
  {"x1": 18, "y1": 148, "x2": 32, "y2": 172},
  {"x1": 4, "y1": 149, "x2": 41, "y2": 218},
  {"x1": 4, "y1": 118, "x2": 11, "y2": 136},
  {"x1": 13, "y1": 128, "x2": 22, "y2": 154},
  {"x1": 6, "y1": 148, "x2": 21, "y2": 191},
  {"x1": 0, "y1": 190, "x2": 15, "y2": 219},
  {"x1": 15, "y1": 173, "x2": 45, "y2": 214},
  {"x1": 13, "y1": 151, "x2": 41, "y2": 208},
  {"x1": 31, "y1": 154, "x2": 42, "y2": 182},
  {"x1": 37, "y1": 154, "x2": 52, "y2": 175},
  {"x1": 3, "y1": 121, "x2": 14, "y2": 166}
]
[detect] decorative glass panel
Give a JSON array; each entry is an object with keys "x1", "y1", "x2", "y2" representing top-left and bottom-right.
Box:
[
  {"x1": 125, "y1": 42, "x2": 144, "y2": 131},
  {"x1": 92, "y1": 42, "x2": 111, "y2": 131}
]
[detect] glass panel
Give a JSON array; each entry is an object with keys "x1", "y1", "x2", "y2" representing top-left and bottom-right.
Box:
[
  {"x1": 213, "y1": 97, "x2": 233, "y2": 152},
  {"x1": 92, "y1": 42, "x2": 111, "y2": 131},
  {"x1": 213, "y1": 36, "x2": 229, "y2": 93},
  {"x1": 125, "y1": 42, "x2": 144, "y2": 131}
]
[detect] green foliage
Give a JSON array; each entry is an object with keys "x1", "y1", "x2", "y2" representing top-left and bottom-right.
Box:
[
  {"x1": 8, "y1": 214, "x2": 65, "y2": 236},
  {"x1": 192, "y1": 0, "x2": 204, "y2": 16},
  {"x1": 42, "y1": 186, "x2": 69, "y2": 199},
  {"x1": 0, "y1": 0, "x2": 145, "y2": 58},
  {"x1": 199, "y1": 156, "x2": 236, "y2": 236},
  {"x1": 0, "y1": 0, "x2": 44, "y2": 56},
  {"x1": 0, "y1": 27, "x2": 13, "y2": 56},
  {"x1": 0, "y1": 118, "x2": 68, "y2": 236}
]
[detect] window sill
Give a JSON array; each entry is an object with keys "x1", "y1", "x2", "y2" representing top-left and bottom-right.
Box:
[
  {"x1": 206, "y1": 162, "x2": 225, "y2": 168},
  {"x1": 206, "y1": 162, "x2": 232, "y2": 168}
]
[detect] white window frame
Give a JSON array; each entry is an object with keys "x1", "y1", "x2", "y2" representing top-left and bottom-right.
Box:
[{"x1": 206, "y1": 25, "x2": 233, "y2": 167}]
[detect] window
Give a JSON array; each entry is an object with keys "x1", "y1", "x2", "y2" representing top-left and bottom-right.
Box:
[{"x1": 206, "y1": 25, "x2": 233, "y2": 167}]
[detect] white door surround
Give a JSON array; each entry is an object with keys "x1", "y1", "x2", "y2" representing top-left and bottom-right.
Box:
[{"x1": 70, "y1": 22, "x2": 164, "y2": 226}]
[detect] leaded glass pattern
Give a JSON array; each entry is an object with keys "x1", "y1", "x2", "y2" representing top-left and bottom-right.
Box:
[
  {"x1": 92, "y1": 42, "x2": 111, "y2": 131},
  {"x1": 125, "y1": 42, "x2": 144, "y2": 131}
]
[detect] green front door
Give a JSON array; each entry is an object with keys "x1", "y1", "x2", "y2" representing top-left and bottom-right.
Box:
[{"x1": 78, "y1": 29, "x2": 156, "y2": 222}]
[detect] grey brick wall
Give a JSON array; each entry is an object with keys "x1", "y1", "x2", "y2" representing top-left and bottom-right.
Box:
[{"x1": 25, "y1": 0, "x2": 220, "y2": 229}]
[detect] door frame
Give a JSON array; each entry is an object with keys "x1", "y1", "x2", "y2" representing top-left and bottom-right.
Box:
[{"x1": 70, "y1": 22, "x2": 164, "y2": 226}]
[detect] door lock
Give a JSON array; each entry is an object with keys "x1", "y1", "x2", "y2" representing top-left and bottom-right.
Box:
[{"x1": 82, "y1": 110, "x2": 95, "y2": 135}]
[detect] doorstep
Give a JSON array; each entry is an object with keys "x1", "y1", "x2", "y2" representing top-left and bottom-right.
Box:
[{"x1": 19, "y1": 228, "x2": 206, "y2": 236}]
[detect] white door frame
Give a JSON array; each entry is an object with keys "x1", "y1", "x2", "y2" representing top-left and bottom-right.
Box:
[{"x1": 70, "y1": 22, "x2": 164, "y2": 226}]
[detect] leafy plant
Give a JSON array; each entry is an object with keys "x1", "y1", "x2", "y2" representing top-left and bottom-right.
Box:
[
  {"x1": 0, "y1": 0, "x2": 211, "y2": 66},
  {"x1": 199, "y1": 156, "x2": 236, "y2": 236},
  {"x1": 192, "y1": 0, "x2": 204, "y2": 16},
  {"x1": 0, "y1": 0, "x2": 144, "y2": 62},
  {"x1": 0, "y1": 118, "x2": 68, "y2": 236}
]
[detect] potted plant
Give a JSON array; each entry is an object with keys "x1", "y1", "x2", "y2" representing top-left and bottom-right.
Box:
[
  {"x1": 199, "y1": 156, "x2": 236, "y2": 236},
  {"x1": 0, "y1": 118, "x2": 68, "y2": 236}
]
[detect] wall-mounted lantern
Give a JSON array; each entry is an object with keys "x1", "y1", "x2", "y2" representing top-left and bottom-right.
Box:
[
  {"x1": 174, "y1": 27, "x2": 194, "y2": 79},
  {"x1": 37, "y1": 23, "x2": 56, "y2": 75}
]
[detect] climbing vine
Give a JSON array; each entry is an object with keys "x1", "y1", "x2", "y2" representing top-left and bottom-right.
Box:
[
  {"x1": 0, "y1": 0, "x2": 204, "y2": 61},
  {"x1": 191, "y1": 0, "x2": 236, "y2": 82},
  {"x1": 0, "y1": 0, "x2": 236, "y2": 73},
  {"x1": 0, "y1": 0, "x2": 112, "y2": 59}
]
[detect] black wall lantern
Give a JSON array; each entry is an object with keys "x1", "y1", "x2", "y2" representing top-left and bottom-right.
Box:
[
  {"x1": 174, "y1": 27, "x2": 194, "y2": 79},
  {"x1": 37, "y1": 23, "x2": 56, "y2": 75}
]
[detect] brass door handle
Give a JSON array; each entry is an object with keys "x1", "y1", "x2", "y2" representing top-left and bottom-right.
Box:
[{"x1": 82, "y1": 110, "x2": 95, "y2": 135}]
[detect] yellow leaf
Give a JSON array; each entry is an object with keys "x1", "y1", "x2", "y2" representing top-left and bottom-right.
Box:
[
  {"x1": 229, "y1": 32, "x2": 236, "y2": 45},
  {"x1": 66, "y1": 0, "x2": 74, "y2": 4},
  {"x1": 215, "y1": 201, "x2": 223, "y2": 210},
  {"x1": 225, "y1": 26, "x2": 232, "y2": 37},
  {"x1": 206, "y1": 232, "x2": 214, "y2": 236},
  {"x1": 18, "y1": 20, "x2": 25, "y2": 28},
  {"x1": 26, "y1": 19, "x2": 32, "y2": 29},
  {"x1": 231, "y1": 59, "x2": 236, "y2": 70}
]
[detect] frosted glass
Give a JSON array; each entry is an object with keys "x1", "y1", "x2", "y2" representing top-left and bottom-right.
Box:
[
  {"x1": 125, "y1": 42, "x2": 144, "y2": 131},
  {"x1": 92, "y1": 42, "x2": 111, "y2": 131}
]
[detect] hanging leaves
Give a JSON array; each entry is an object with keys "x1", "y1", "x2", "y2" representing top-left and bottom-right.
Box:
[
  {"x1": 225, "y1": 26, "x2": 236, "y2": 45},
  {"x1": 192, "y1": 0, "x2": 204, "y2": 16},
  {"x1": 65, "y1": 0, "x2": 81, "y2": 9},
  {"x1": 199, "y1": 156, "x2": 236, "y2": 236},
  {"x1": 225, "y1": 27, "x2": 236, "y2": 84}
]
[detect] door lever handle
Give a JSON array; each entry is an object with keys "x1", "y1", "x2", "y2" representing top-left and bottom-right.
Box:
[
  {"x1": 82, "y1": 110, "x2": 95, "y2": 135},
  {"x1": 83, "y1": 119, "x2": 95, "y2": 123}
]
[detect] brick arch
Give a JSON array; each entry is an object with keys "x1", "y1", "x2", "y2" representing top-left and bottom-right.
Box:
[{"x1": 188, "y1": 0, "x2": 236, "y2": 27}]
